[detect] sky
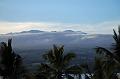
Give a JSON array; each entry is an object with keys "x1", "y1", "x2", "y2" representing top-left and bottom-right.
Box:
[{"x1": 0, "y1": 0, "x2": 120, "y2": 34}]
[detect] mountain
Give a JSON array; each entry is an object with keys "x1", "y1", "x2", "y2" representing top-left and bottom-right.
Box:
[
  {"x1": 20, "y1": 30, "x2": 44, "y2": 33},
  {"x1": 63, "y1": 30, "x2": 75, "y2": 32},
  {"x1": 6, "y1": 30, "x2": 87, "y2": 35},
  {"x1": 63, "y1": 30, "x2": 87, "y2": 34},
  {"x1": 7, "y1": 30, "x2": 45, "y2": 35},
  {"x1": 0, "y1": 30, "x2": 114, "y2": 69}
]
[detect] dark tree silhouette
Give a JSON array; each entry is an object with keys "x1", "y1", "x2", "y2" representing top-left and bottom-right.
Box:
[
  {"x1": 96, "y1": 26, "x2": 120, "y2": 64},
  {"x1": 93, "y1": 56, "x2": 116, "y2": 79},
  {"x1": 93, "y1": 57, "x2": 104, "y2": 79},
  {"x1": 94, "y1": 26, "x2": 120, "y2": 79},
  {"x1": 36, "y1": 45, "x2": 82, "y2": 79},
  {"x1": 0, "y1": 39, "x2": 26, "y2": 79},
  {"x1": 113, "y1": 26, "x2": 120, "y2": 62}
]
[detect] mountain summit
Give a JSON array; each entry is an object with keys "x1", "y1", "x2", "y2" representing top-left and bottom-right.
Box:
[
  {"x1": 20, "y1": 30, "x2": 44, "y2": 33},
  {"x1": 63, "y1": 30, "x2": 74, "y2": 32}
]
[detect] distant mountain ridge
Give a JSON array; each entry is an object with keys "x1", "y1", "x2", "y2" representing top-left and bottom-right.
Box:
[
  {"x1": 20, "y1": 30, "x2": 44, "y2": 33},
  {"x1": 63, "y1": 30, "x2": 75, "y2": 32},
  {"x1": 6, "y1": 30, "x2": 87, "y2": 35},
  {"x1": 7, "y1": 30, "x2": 45, "y2": 35}
]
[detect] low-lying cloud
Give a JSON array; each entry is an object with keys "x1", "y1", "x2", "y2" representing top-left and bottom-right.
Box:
[{"x1": 0, "y1": 21, "x2": 119, "y2": 34}]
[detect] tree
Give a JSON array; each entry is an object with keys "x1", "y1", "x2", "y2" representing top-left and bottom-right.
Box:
[
  {"x1": 113, "y1": 26, "x2": 120, "y2": 62},
  {"x1": 94, "y1": 26, "x2": 120, "y2": 79},
  {"x1": 0, "y1": 39, "x2": 26, "y2": 79},
  {"x1": 92, "y1": 56, "x2": 116, "y2": 79},
  {"x1": 36, "y1": 45, "x2": 82, "y2": 79},
  {"x1": 93, "y1": 57, "x2": 104, "y2": 79},
  {"x1": 96, "y1": 26, "x2": 120, "y2": 64}
]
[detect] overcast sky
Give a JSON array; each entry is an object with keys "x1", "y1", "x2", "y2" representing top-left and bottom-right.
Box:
[{"x1": 0, "y1": 0, "x2": 120, "y2": 34}]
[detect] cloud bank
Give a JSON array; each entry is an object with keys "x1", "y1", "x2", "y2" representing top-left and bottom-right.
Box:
[{"x1": 0, "y1": 21, "x2": 119, "y2": 34}]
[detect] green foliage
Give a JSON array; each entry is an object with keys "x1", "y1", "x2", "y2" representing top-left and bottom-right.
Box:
[
  {"x1": 0, "y1": 39, "x2": 26, "y2": 79},
  {"x1": 95, "y1": 26, "x2": 120, "y2": 64},
  {"x1": 93, "y1": 26, "x2": 120, "y2": 79},
  {"x1": 36, "y1": 45, "x2": 82, "y2": 79},
  {"x1": 113, "y1": 26, "x2": 120, "y2": 62},
  {"x1": 93, "y1": 57, "x2": 104, "y2": 79},
  {"x1": 92, "y1": 56, "x2": 116, "y2": 79}
]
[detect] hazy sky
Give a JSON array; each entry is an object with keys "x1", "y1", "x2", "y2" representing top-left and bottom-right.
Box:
[{"x1": 0, "y1": 0, "x2": 120, "y2": 34}]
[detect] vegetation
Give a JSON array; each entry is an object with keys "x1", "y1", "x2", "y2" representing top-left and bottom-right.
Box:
[
  {"x1": 35, "y1": 45, "x2": 82, "y2": 79},
  {"x1": 96, "y1": 26, "x2": 120, "y2": 63},
  {"x1": 0, "y1": 26, "x2": 120, "y2": 79},
  {"x1": 95, "y1": 26, "x2": 120, "y2": 79},
  {"x1": 0, "y1": 39, "x2": 26, "y2": 79}
]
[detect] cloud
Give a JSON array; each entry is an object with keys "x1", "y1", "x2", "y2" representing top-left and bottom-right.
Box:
[{"x1": 0, "y1": 21, "x2": 119, "y2": 34}]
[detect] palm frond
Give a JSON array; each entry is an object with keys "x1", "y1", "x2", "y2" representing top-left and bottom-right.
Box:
[
  {"x1": 113, "y1": 29, "x2": 119, "y2": 44},
  {"x1": 95, "y1": 47, "x2": 114, "y2": 58},
  {"x1": 63, "y1": 53, "x2": 76, "y2": 65},
  {"x1": 0, "y1": 42, "x2": 7, "y2": 49},
  {"x1": 43, "y1": 50, "x2": 55, "y2": 63},
  {"x1": 118, "y1": 25, "x2": 120, "y2": 38},
  {"x1": 40, "y1": 45, "x2": 77, "y2": 79}
]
